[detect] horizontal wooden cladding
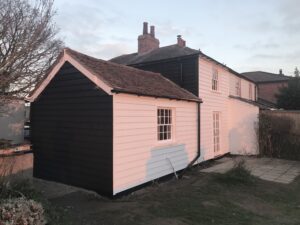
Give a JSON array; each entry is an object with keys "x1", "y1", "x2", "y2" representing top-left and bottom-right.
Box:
[
  {"x1": 134, "y1": 56, "x2": 199, "y2": 96},
  {"x1": 113, "y1": 94, "x2": 198, "y2": 194},
  {"x1": 32, "y1": 62, "x2": 113, "y2": 195}
]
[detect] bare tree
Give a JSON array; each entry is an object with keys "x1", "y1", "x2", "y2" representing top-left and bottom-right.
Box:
[
  {"x1": 294, "y1": 67, "x2": 300, "y2": 77},
  {"x1": 0, "y1": 0, "x2": 63, "y2": 105}
]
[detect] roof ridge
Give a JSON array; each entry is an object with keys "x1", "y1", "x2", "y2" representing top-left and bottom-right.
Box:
[{"x1": 65, "y1": 47, "x2": 164, "y2": 77}]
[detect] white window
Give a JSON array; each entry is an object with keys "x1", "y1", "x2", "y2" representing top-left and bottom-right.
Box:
[
  {"x1": 213, "y1": 112, "x2": 220, "y2": 153},
  {"x1": 157, "y1": 108, "x2": 173, "y2": 141},
  {"x1": 249, "y1": 83, "x2": 253, "y2": 100},
  {"x1": 212, "y1": 68, "x2": 219, "y2": 91},
  {"x1": 235, "y1": 78, "x2": 241, "y2": 97}
]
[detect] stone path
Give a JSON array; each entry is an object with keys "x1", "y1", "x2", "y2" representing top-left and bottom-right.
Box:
[{"x1": 201, "y1": 157, "x2": 300, "y2": 184}]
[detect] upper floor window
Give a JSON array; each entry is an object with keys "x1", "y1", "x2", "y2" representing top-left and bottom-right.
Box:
[
  {"x1": 212, "y1": 68, "x2": 219, "y2": 91},
  {"x1": 249, "y1": 83, "x2": 253, "y2": 100},
  {"x1": 157, "y1": 108, "x2": 173, "y2": 141},
  {"x1": 235, "y1": 78, "x2": 241, "y2": 97}
]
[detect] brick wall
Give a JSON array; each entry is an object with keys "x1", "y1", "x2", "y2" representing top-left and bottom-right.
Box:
[{"x1": 258, "y1": 81, "x2": 288, "y2": 104}]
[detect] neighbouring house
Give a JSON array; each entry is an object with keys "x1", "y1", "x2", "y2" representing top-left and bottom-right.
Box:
[
  {"x1": 111, "y1": 22, "x2": 260, "y2": 159},
  {"x1": 0, "y1": 99, "x2": 25, "y2": 145},
  {"x1": 27, "y1": 48, "x2": 202, "y2": 196},
  {"x1": 241, "y1": 70, "x2": 291, "y2": 107}
]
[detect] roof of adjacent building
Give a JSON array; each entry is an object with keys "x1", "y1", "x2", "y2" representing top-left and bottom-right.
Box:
[
  {"x1": 110, "y1": 44, "x2": 255, "y2": 83},
  {"x1": 29, "y1": 48, "x2": 202, "y2": 103},
  {"x1": 110, "y1": 44, "x2": 200, "y2": 65},
  {"x1": 241, "y1": 71, "x2": 291, "y2": 83},
  {"x1": 229, "y1": 95, "x2": 273, "y2": 110}
]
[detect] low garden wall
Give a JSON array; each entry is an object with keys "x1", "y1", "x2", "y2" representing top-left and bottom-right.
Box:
[
  {"x1": 259, "y1": 110, "x2": 300, "y2": 161},
  {"x1": 0, "y1": 152, "x2": 33, "y2": 180}
]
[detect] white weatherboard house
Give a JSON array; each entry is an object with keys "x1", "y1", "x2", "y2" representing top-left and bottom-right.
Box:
[
  {"x1": 28, "y1": 24, "x2": 261, "y2": 197},
  {"x1": 111, "y1": 22, "x2": 260, "y2": 163},
  {"x1": 28, "y1": 48, "x2": 202, "y2": 196}
]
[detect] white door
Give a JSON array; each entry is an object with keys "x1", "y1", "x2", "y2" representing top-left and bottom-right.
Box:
[{"x1": 213, "y1": 112, "x2": 221, "y2": 155}]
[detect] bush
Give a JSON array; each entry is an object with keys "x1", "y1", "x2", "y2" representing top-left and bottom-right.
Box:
[
  {"x1": 214, "y1": 160, "x2": 255, "y2": 185},
  {"x1": 258, "y1": 113, "x2": 300, "y2": 160},
  {"x1": 0, "y1": 197, "x2": 47, "y2": 225}
]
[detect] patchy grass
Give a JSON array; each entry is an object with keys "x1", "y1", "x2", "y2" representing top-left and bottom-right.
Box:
[{"x1": 47, "y1": 168, "x2": 300, "y2": 225}]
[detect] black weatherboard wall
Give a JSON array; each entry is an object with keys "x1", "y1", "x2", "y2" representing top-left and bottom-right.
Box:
[
  {"x1": 132, "y1": 55, "x2": 199, "y2": 96},
  {"x1": 31, "y1": 62, "x2": 113, "y2": 196}
]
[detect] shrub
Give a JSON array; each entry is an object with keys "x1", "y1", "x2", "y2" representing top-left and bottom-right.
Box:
[
  {"x1": 258, "y1": 113, "x2": 300, "y2": 160},
  {"x1": 214, "y1": 160, "x2": 255, "y2": 185},
  {"x1": 0, "y1": 198, "x2": 47, "y2": 225}
]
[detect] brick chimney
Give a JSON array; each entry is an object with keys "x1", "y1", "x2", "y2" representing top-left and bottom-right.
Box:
[
  {"x1": 138, "y1": 22, "x2": 159, "y2": 54},
  {"x1": 177, "y1": 35, "x2": 186, "y2": 47}
]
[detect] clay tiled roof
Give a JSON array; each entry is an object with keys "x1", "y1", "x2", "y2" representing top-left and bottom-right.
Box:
[{"x1": 30, "y1": 48, "x2": 202, "y2": 103}]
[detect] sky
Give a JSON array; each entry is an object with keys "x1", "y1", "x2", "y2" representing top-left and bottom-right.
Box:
[{"x1": 53, "y1": 0, "x2": 300, "y2": 75}]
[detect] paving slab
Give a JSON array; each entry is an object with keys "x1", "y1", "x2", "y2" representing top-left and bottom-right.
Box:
[{"x1": 200, "y1": 157, "x2": 300, "y2": 184}]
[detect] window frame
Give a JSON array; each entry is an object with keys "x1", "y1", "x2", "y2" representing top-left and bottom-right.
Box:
[
  {"x1": 213, "y1": 111, "x2": 221, "y2": 153},
  {"x1": 157, "y1": 108, "x2": 174, "y2": 143},
  {"x1": 212, "y1": 67, "x2": 219, "y2": 92},
  {"x1": 235, "y1": 78, "x2": 241, "y2": 97},
  {"x1": 249, "y1": 83, "x2": 253, "y2": 100}
]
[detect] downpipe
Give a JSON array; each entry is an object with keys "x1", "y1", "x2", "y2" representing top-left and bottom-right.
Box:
[{"x1": 178, "y1": 101, "x2": 201, "y2": 178}]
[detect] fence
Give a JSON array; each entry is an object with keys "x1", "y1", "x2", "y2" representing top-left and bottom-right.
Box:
[
  {"x1": 262, "y1": 110, "x2": 300, "y2": 135},
  {"x1": 259, "y1": 110, "x2": 300, "y2": 160},
  {"x1": 0, "y1": 152, "x2": 33, "y2": 180}
]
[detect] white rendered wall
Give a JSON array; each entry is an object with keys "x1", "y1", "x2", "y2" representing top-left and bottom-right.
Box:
[{"x1": 228, "y1": 98, "x2": 259, "y2": 155}]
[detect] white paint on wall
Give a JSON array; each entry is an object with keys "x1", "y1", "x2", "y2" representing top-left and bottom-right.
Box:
[
  {"x1": 198, "y1": 57, "x2": 258, "y2": 161},
  {"x1": 113, "y1": 94, "x2": 198, "y2": 194},
  {"x1": 229, "y1": 73, "x2": 256, "y2": 100},
  {"x1": 0, "y1": 100, "x2": 25, "y2": 144},
  {"x1": 228, "y1": 98, "x2": 259, "y2": 155},
  {"x1": 198, "y1": 57, "x2": 230, "y2": 161}
]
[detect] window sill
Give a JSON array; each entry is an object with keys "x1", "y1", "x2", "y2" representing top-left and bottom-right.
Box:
[
  {"x1": 154, "y1": 140, "x2": 178, "y2": 148},
  {"x1": 211, "y1": 90, "x2": 222, "y2": 94}
]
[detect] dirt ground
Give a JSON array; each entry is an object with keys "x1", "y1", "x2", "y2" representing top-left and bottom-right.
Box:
[{"x1": 42, "y1": 167, "x2": 300, "y2": 225}]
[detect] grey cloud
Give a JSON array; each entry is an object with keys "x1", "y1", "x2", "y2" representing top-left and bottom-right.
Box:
[
  {"x1": 234, "y1": 41, "x2": 280, "y2": 51},
  {"x1": 156, "y1": 21, "x2": 192, "y2": 38},
  {"x1": 85, "y1": 43, "x2": 133, "y2": 60}
]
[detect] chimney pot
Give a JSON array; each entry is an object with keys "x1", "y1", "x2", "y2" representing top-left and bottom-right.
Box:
[
  {"x1": 138, "y1": 22, "x2": 160, "y2": 54},
  {"x1": 279, "y1": 69, "x2": 283, "y2": 75},
  {"x1": 150, "y1": 26, "x2": 155, "y2": 37},
  {"x1": 143, "y1": 22, "x2": 148, "y2": 35},
  {"x1": 177, "y1": 35, "x2": 186, "y2": 47}
]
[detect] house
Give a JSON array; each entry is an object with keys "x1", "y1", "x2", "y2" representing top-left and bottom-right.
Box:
[
  {"x1": 241, "y1": 70, "x2": 290, "y2": 107},
  {"x1": 27, "y1": 48, "x2": 202, "y2": 196},
  {"x1": 0, "y1": 99, "x2": 25, "y2": 145},
  {"x1": 111, "y1": 22, "x2": 260, "y2": 159}
]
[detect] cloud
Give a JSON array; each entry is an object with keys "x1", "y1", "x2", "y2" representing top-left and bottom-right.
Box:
[
  {"x1": 156, "y1": 21, "x2": 193, "y2": 38},
  {"x1": 54, "y1": 0, "x2": 125, "y2": 50},
  {"x1": 70, "y1": 43, "x2": 132, "y2": 60},
  {"x1": 234, "y1": 41, "x2": 280, "y2": 51},
  {"x1": 277, "y1": 0, "x2": 300, "y2": 34}
]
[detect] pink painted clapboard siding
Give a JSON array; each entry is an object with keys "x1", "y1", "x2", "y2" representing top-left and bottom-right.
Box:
[
  {"x1": 198, "y1": 58, "x2": 230, "y2": 161},
  {"x1": 229, "y1": 74, "x2": 256, "y2": 100},
  {"x1": 113, "y1": 94, "x2": 198, "y2": 194}
]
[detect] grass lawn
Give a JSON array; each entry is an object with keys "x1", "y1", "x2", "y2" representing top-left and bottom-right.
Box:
[{"x1": 49, "y1": 165, "x2": 300, "y2": 225}]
